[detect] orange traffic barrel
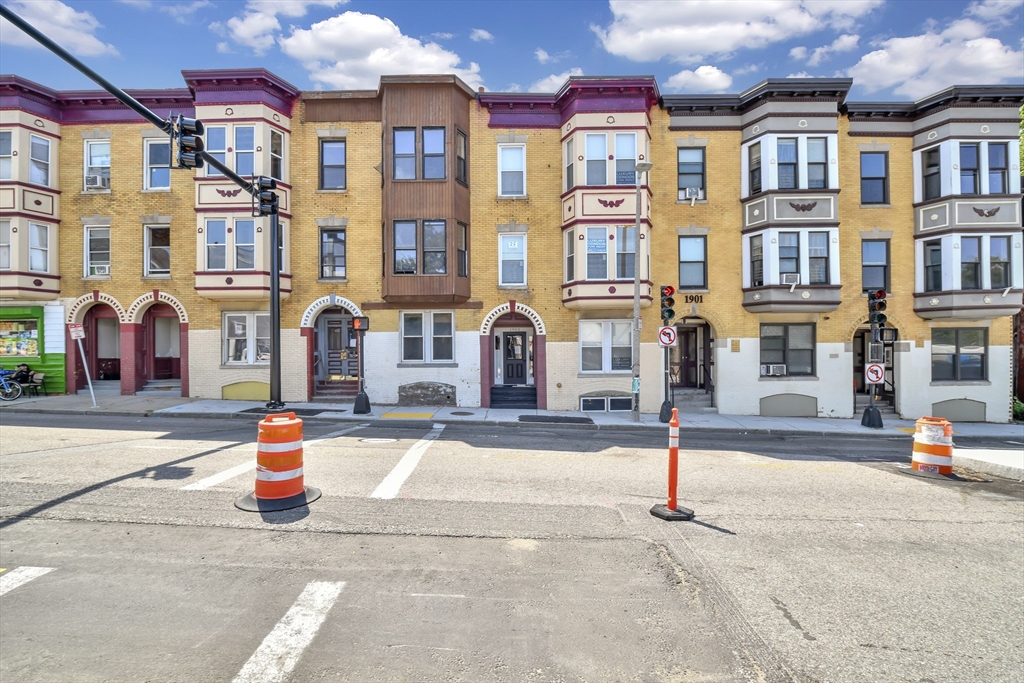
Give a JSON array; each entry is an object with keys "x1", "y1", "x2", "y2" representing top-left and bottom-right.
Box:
[
  {"x1": 911, "y1": 416, "x2": 953, "y2": 475},
  {"x1": 235, "y1": 412, "x2": 322, "y2": 512}
]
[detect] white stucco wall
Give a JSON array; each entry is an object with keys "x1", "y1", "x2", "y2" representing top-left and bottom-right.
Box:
[
  {"x1": 187, "y1": 328, "x2": 307, "y2": 402},
  {"x1": 363, "y1": 330, "x2": 481, "y2": 407},
  {"x1": 895, "y1": 343, "x2": 1011, "y2": 422},
  {"x1": 545, "y1": 341, "x2": 662, "y2": 412}
]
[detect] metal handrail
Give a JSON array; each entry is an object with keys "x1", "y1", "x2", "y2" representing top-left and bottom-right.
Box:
[{"x1": 699, "y1": 363, "x2": 715, "y2": 397}]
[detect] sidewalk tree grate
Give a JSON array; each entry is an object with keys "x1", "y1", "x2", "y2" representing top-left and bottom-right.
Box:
[{"x1": 519, "y1": 415, "x2": 594, "y2": 425}]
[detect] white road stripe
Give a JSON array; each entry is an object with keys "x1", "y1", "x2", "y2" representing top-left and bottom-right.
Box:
[
  {"x1": 233, "y1": 581, "x2": 345, "y2": 683},
  {"x1": 370, "y1": 424, "x2": 446, "y2": 499},
  {"x1": 0, "y1": 566, "x2": 54, "y2": 597},
  {"x1": 182, "y1": 425, "x2": 365, "y2": 491}
]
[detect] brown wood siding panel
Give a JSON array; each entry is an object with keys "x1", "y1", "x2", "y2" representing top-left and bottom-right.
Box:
[{"x1": 303, "y1": 98, "x2": 381, "y2": 122}]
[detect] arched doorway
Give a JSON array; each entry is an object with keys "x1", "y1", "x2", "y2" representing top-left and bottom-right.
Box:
[
  {"x1": 299, "y1": 295, "x2": 365, "y2": 402},
  {"x1": 479, "y1": 302, "x2": 547, "y2": 409},
  {"x1": 852, "y1": 323, "x2": 895, "y2": 414},
  {"x1": 65, "y1": 292, "x2": 128, "y2": 395},
  {"x1": 668, "y1": 316, "x2": 715, "y2": 412},
  {"x1": 125, "y1": 292, "x2": 190, "y2": 396}
]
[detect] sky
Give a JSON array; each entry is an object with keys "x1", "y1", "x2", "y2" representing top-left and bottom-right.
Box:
[{"x1": 0, "y1": 0, "x2": 1021, "y2": 100}]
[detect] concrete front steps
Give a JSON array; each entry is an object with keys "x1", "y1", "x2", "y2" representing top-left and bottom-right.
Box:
[
  {"x1": 314, "y1": 379, "x2": 359, "y2": 402},
  {"x1": 854, "y1": 392, "x2": 896, "y2": 417},
  {"x1": 137, "y1": 379, "x2": 182, "y2": 396},
  {"x1": 672, "y1": 388, "x2": 718, "y2": 414}
]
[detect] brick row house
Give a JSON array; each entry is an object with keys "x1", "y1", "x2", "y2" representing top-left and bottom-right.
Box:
[{"x1": 1, "y1": 70, "x2": 1020, "y2": 421}]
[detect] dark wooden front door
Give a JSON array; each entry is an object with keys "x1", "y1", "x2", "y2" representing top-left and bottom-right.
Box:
[
  {"x1": 503, "y1": 332, "x2": 527, "y2": 385},
  {"x1": 678, "y1": 329, "x2": 699, "y2": 387},
  {"x1": 323, "y1": 316, "x2": 357, "y2": 378}
]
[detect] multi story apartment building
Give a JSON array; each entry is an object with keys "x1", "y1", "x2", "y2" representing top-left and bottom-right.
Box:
[{"x1": 1, "y1": 70, "x2": 1020, "y2": 421}]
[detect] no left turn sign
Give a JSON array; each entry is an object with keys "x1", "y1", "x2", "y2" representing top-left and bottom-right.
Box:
[
  {"x1": 865, "y1": 363, "x2": 885, "y2": 384},
  {"x1": 658, "y1": 326, "x2": 678, "y2": 347}
]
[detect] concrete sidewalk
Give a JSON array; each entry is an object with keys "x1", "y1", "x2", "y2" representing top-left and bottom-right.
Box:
[{"x1": 2, "y1": 392, "x2": 1021, "y2": 480}]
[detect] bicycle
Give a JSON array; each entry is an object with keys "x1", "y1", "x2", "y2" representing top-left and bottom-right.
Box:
[{"x1": 0, "y1": 368, "x2": 24, "y2": 401}]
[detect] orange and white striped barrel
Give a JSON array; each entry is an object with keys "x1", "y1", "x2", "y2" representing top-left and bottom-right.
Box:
[
  {"x1": 911, "y1": 416, "x2": 953, "y2": 475},
  {"x1": 255, "y1": 412, "x2": 305, "y2": 500}
]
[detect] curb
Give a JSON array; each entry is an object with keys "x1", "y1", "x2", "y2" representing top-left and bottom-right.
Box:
[{"x1": 953, "y1": 454, "x2": 1024, "y2": 482}]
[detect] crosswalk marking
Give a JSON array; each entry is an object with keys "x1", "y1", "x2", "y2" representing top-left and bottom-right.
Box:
[
  {"x1": 370, "y1": 424, "x2": 445, "y2": 499},
  {"x1": 233, "y1": 581, "x2": 345, "y2": 683},
  {"x1": 0, "y1": 566, "x2": 54, "y2": 597}
]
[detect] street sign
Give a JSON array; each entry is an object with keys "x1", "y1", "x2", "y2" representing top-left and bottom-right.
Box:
[
  {"x1": 658, "y1": 326, "x2": 678, "y2": 347},
  {"x1": 865, "y1": 363, "x2": 885, "y2": 385},
  {"x1": 68, "y1": 323, "x2": 85, "y2": 340}
]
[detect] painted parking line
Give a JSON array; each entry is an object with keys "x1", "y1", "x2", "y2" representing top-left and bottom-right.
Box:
[
  {"x1": 370, "y1": 424, "x2": 446, "y2": 499},
  {"x1": 0, "y1": 566, "x2": 54, "y2": 597},
  {"x1": 232, "y1": 580, "x2": 345, "y2": 683},
  {"x1": 181, "y1": 425, "x2": 366, "y2": 491}
]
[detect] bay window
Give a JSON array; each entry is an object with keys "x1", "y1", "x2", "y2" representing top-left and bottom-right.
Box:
[
  {"x1": 235, "y1": 126, "x2": 255, "y2": 177},
  {"x1": 585, "y1": 134, "x2": 606, "y2": 185},
  {"x1": 615, "y1": 226, "x2": 635, "y2": 279},
  {"x1": 807, "y1": 138, "x2": 827, "y2": 189},
  {"x1": 777, "y1": 139, "x2": 797, "y2": 189},
  {"x1": 988, "y1": 143, "x2": 1007, "y2": 193},
  {"x1": 206, "y1": 127, "x2": 226, "y2": 176},
  {"x1": 29, "y1": 223, "x2": 48, "y2": 272},
  {"x1": 564, "y1": 138, "x2": 574, "y2": 191},
  {"x1": 234, "y1": 219, "x2": 255, "y2": 270},
  {"x1": 990, "y1": 237, "x2": 1011, "y2": 289},
  {"x1": 423, "y1": 127, "x2": 445, "y2": 179},
  {"x1": 960, "y1": 144, "x2": 979, "y2": 195},
  {"x1": 960, "y1": 237, "x2": 981, "y2": 289},
  {"x1": 923, "y1": 148, "x2": 941, "y2": 200},
  {"x1": 206, "y1": 220, "x2": 227, "y2": 270},
  {"x1": 808, "y1": 232, "x2": 829, "y2": 285},
  {"x1": 565, "y1": 229, "x2": 575, "y2": 281},
  {"x1": 0, "y1": 131, "x2": 11, "y2": 180},
  {"x1": 29, "y1": 135, "x2": 49, "y2": 186},
  {"x1": 270, "y1": 130, "x2": 283, "y2": 181},
  {"x1": 585, "y1": 227, "x2": 608, "y2": 280},
  {"x1": 614, "y1": 133, "x2": 636, "y2": 185},
  {"x1": 394, "y1": 129, "x2": 416, "y2": 180}
]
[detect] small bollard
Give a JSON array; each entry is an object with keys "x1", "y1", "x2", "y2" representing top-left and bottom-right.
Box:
[{"x1": 651, "y1": 408, "x2": 695, "y2": 521}]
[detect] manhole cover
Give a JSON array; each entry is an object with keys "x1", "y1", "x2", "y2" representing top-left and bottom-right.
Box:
[
  {"x1": 451, "y1": 411, "x2": 474, "y2": 416},
  {"x1": 360, "y1": 438, "x2": 397, "y2": 443}
]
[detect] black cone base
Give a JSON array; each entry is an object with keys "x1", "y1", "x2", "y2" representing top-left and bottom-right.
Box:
[
  {"x1": 353, "y1": 391, "x2": 371, "y2": 415},
  {"x1": 861, "y1": 405, "x2": 884, "y2": 428},
  {"x1": 658, "y1": 400, "x2": 673, "y2": 423},
  {"x1": 650, "y1": 504, "x2": 695, "y2": 521},
  {"x1": 235, "y1": 486, "x2": 322, "y2": 512}
]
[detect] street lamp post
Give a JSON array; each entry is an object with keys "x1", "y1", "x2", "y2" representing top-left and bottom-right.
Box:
[{"x1": 632, "y1": 161, "x2": 654, "y2": 423}]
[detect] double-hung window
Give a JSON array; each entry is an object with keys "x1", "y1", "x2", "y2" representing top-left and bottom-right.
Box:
[
  {"x1": 423, "y1": 127, "x2": 445, "y2": 179},
  {"x1": 580, "y1": 321, "x2": 632, "y2": 373},
  {"x1": 565, "y1": 138, "x2": 574, "y2": 190},
  {"x1": 862, "y1": 240, "x2": 889, "y2": 292},
  {"x1": 959, "y1": 237, "x2": 981, "y2": 289},
  {"x1": 0, "y1": 131, "x2": 11, "y2": 180},
  {"x1": 778, "y1": 233, "x2": 799, "y2": 277},
  {"x1": 677, "y1": 148, "x2": 705, "y2": 200},
  {"x1": 145, "y1": 139, "x2": 170, "y2": 190},
  {"x1": 457, "y1": 223, "x2": 468, "y2": 277},
  {"x1": 585, "y1": 227, "x2": 608, "y2": 280},
  {"x1": 146, "y1": 225, "x2": 170, "y2": 276},
  {"x1": 29, "y1": 134, "x2": 49, "y2": 186},
  {"x1": 85, "y1": 140, "x2": 110, "y2": 188},
  {"x1": 206, "y1": 127, "x2": 225, "y2": 176},
  {"x1": 678, "y1": 236, "x2": 706, "y2": 289},
  {"x1": 585, "y1": 134, "x2": 607, "y2": 185},
  {"x1": 990, "y1": 236, "x2": 1011, "y2": 289},
  {"x1": 401, "y1": 312, "x2": 454, "y2": 362},
  {"x1": 423, "y1": 220, "x2": 446, "y2": 274},
  {"x1": 0, "y1": 220, "x2": 10, "y2": 269},
  {"x1": 394, "y1": 221, "x2": 417, "y2": 274},
  {"x1": 932, "y1": 329, "x2": 986, "y2": 381},
  {"x1": 394, "y1": 129, "x2": 416, "y2": 180},
  {"x1": 959, "y1": 143, "x2": 979, "y2": 195},
  {"x1": 760, "y1": 324, "x2": 814, "y2": 376},
  {"x1": 29, "y1": 223, "x2": 48, "y2": 272},
  {"x1": 321, "y1": 229, "x2": 346, "y2": 278},
  {"x1": 224, "y1": 312, "x2": 270, "y2": 364},
  {"x1": 232, "y1": 126, "x2": 254, "y2": 177},
  {"x1": 498, "y1": 145, "x2": 525, "y2": 196},
  {"x1": 270, "y1": 130, "x2": 283, "y2": 181},
  {"x1": 614, "y1": 133, "x2": 636, "y2": 185},
  {"x1": 988, "y1": 143, "x2": 1007, "y2": 193},
  {"x1": 455, "y1": 131, "x2": 467, "y2": 185},
  {"x1": 85, "y1": 226, "x2": 110, "y2": 277},
  {"x1": 615, "y1": 226, "x2": 635, "y2": 279},
  {"x1": 206, "y1": 220, "x2": 227, "y2": 270},
  {"x1": 499, "y1": 234, "x2": 526, "y2": 286},
  {"x1": 320, "y1": 140, "x2": 346, "y2": 189},
  {"x1": 234, "y1": 219, "x2": 255, "y2": 270},
  {"x1": 807, "y1": 138, "x2": 827, "y2": 189},
  {"x1": 808, "y1": 232, "x2": 829, "y2": 285},
  {"x1": 750, "y1": 234, "x2": 764, "y2": 287},
  {"x1": 924, "y1": 240, "x2": 942, "y2": 292},
  {"x1": 922, "y1": 148, "x2": 941, "y2": 200},
  {"x1": 748, "y1": 142, "x2": 762, "y2": 194},
  {"x1": 860, "y1": 152, "x2": 888, "y2": 204},
  {"x1": 777, "y1": 139, "x2": 797, "y2": 189},
  {"x1": 565, "y1": 229, "x2": 575, "y2": 281},
  {"x1": 393, "y1": 220, "x2": 447, "y2": 275}
]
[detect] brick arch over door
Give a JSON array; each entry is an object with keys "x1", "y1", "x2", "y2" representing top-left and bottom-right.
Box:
[
  {"x1": 479, "y1": 302, "x2": 547, "y2": 409},
  {"x1": 64, "y1": 292, "x2": 127, "y2": 395},
  {"x1": 299, "y1": 295, "x2": 365, "y2": 401},
  {"x1": 66, "y1": 291, "x2": 127, "y2": 324}
]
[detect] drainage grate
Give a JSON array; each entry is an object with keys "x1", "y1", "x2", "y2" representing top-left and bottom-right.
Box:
[{"x1": 518, "y1": 415, "x2": 594, "y2": 425}]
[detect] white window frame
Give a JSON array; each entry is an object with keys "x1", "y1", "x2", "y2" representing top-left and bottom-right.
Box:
[
  {"x1": 145, "y1": 224, "x2": 171, "y2": 277},
  {"x1": 29, "y1": 134, "x2": 49, "y2": 186},
  {"x1": 615, "y1": 225, "x2": 635, "y2": 280},
  {"x1": 270, "y1": 129, "x2": 284, "y2": 181},
  {"x1": 741, "y1": 134, "x2": 838, "y2": 197},
  {"x1": 914, "y1": 140, "x2": 1023, "y2": 202},
  {"x1": 742, "y1": 228, "x2": 840, "y2": 288},
  {"x1": 0, "y1": 220, "x2": 10, "y2": 270},
  {"x1": 585, "y1": 133, "x2": 607, "y2": 186},
  {"x1": 205, "y1": 219, "x2": 227, "y2": 271},
  {"x1": 29, "y1": 222, "x2": 48, "y2": 272},
  {"x1": 235, "y1": 126, "x2": 255, "y2": 177},
  {"x1": 914, "y1": 233, "x2": 1024, "y2": 293},
  {"x1": 498, "y1": 233, "x2": 527, "y2": 287},
  {"x1": 565, "y1": 229, "x2": 575, "y2": 282},
  {"x1": 84, "y1": 139, "x2": 111, "y2": 190},
  {"x1": 85, "y1": 226, "x2": 110, "y2": 277},
  {"x1": 205, "y1": 126, "x2": 226, "y2": 177},
  {"x1": 564, "y1": 137, "x2": 574, "y2": 191},
  {"x1": 234, "y1": 218, "x2": 255, "y2": 270},
  {"x1": 614, "y1": 132, "x2": 637, "y2": 186},
  {"x1": 222, "y1": 312, "x2": 270, "y2": 365},
  {"x1": 579, "y1": 320, "x2": 633, "y2": 374},
  {"x1": 585, "y1": 226, "x2": 608, "y2": 280},
  {"x1": 401, "y1": 311, "x2": 455, "y2": 363},
  {"x1": 498, "y1": 143, "x2": 525, "y2": 197},
  {"x1": 144, "y1": 138, "x2": 170, "y2": 190},
  {"x1": 0, "y1": 130, "x2": 11, "y2": 180}
]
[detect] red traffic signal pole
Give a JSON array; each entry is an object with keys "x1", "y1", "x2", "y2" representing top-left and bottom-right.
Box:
[{"x1": 651, "y1": 408, "x2": 695, "y2": 521}]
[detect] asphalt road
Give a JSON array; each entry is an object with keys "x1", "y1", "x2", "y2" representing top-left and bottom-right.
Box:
[{"x1": 1, "y1": 413, "x2": 1022, "y2": 683}]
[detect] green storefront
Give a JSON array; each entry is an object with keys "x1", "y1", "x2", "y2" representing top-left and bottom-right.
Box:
[{"x1": 0, "y1": 306, "x2": 65, "y2": 396}]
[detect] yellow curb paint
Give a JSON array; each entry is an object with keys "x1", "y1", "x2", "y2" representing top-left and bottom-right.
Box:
[
  {"x1": 383, "y1": 413, "x2": 435, "y2": 419},
  {"x1": 895, "y1": 427, "x2": 916, "y2": 434}
]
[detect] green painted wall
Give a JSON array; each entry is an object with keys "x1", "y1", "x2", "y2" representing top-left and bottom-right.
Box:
[{"x1": 0, "y1": 306, "x2": 66, "y2": 396}]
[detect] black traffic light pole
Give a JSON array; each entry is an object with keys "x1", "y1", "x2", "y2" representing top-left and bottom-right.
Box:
[
  {"x1": 861, "y1": 289, "x2": 887, "y2": 429},
  {"x1": 3, "y1": 4, "x2": 285, "y2": 410}
]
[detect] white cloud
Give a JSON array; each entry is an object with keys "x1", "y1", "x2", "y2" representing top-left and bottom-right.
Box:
[
  {"x1": 432, "y1": 32, "x2": 454, "y2": 40},
  {"x1": 279, "y1": 11, "x2": 484, "y2": 90},
  {"x1": 592, "y1": 0, "x2": 882, "y2": 64},
  {"x1": 787, "y1": 71, "x2": 815, "y2": 78},
  {"x1": 117, "y1": 0, "x2": 151, "y2": 7},
  {"x1": 847, "y1": 18, "x2": 1023, "y2": 98},
  {"x1": 216, "y1": 42, "x2": 232, "y2": 53},
  {"x1": 0, "y1": 0, "x2": 118, "y2": 57},
  {"x1": 470, "y1": 28, "x2": 494, "y2": 42},
  {"x1": 789, "y1": 46, "x2": 808, "y2": 60},
  {"x1": 806, "y1": 33, "x2": 859, "y2": 66},
  {"x1": 664, "y1": 65, "x2": 733, "y2": 92},
  {"x1": 529, "y1": 68, "x2": 583, "y2": 92},
  {"x1": 965, "y1": 0, "x2": 1021, "y2": 21},
  {"x1": 505, "y1": 83, "x2": 523, "y2": 93},
  {"x1": 160, "y1": 1, "x2": 213, "y2": 23},
  {"x1": 733, "y1": 63, "x2": 761, "y2": 75},
  {"x1": 535, "y1": 48, "x2": 551, "y2": 63},
  {"x1": 212, "y1": 0, "x2": 345, "y2": 55}
]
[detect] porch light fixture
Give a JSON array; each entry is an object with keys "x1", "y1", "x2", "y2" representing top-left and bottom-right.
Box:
[{"x1": 632, "y1": 161, "x2": 653, "y2": 423}]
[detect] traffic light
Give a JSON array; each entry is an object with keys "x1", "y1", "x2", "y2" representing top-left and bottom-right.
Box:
[
  {"x1": 256, "y1": 176, "x2": 278, "y2": 216},
  {"x1": 174, "y1": 115, "x2": 204, "y2": 169},
  {"x1": 867, "y1": 289, "x2": 887, "y2": 326},
  {"x1": 660, "y1": 285, "x2": 676, "y2": 324}
]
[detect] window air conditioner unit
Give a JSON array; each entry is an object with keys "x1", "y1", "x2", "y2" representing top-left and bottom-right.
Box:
[
  {"x1": 86, "y1": 175, "x2": 109, "y2": 189},
  {"x1": 781, "y1": 273, "x2": 800, "y2": 286},
  {"x1": 684, "y1": 187, "x2": 701, "y2": 199},
  {"x1": 92, "y1": 265, "x2": 110, "y2": 276},
  {"x1": 760, "y1": 364, "x2": 788, "y2": 377}
]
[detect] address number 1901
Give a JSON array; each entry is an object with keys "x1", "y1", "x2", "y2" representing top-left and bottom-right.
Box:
[{"x1": 683, "y1": 294, "x2": 703, "y2": 303}]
